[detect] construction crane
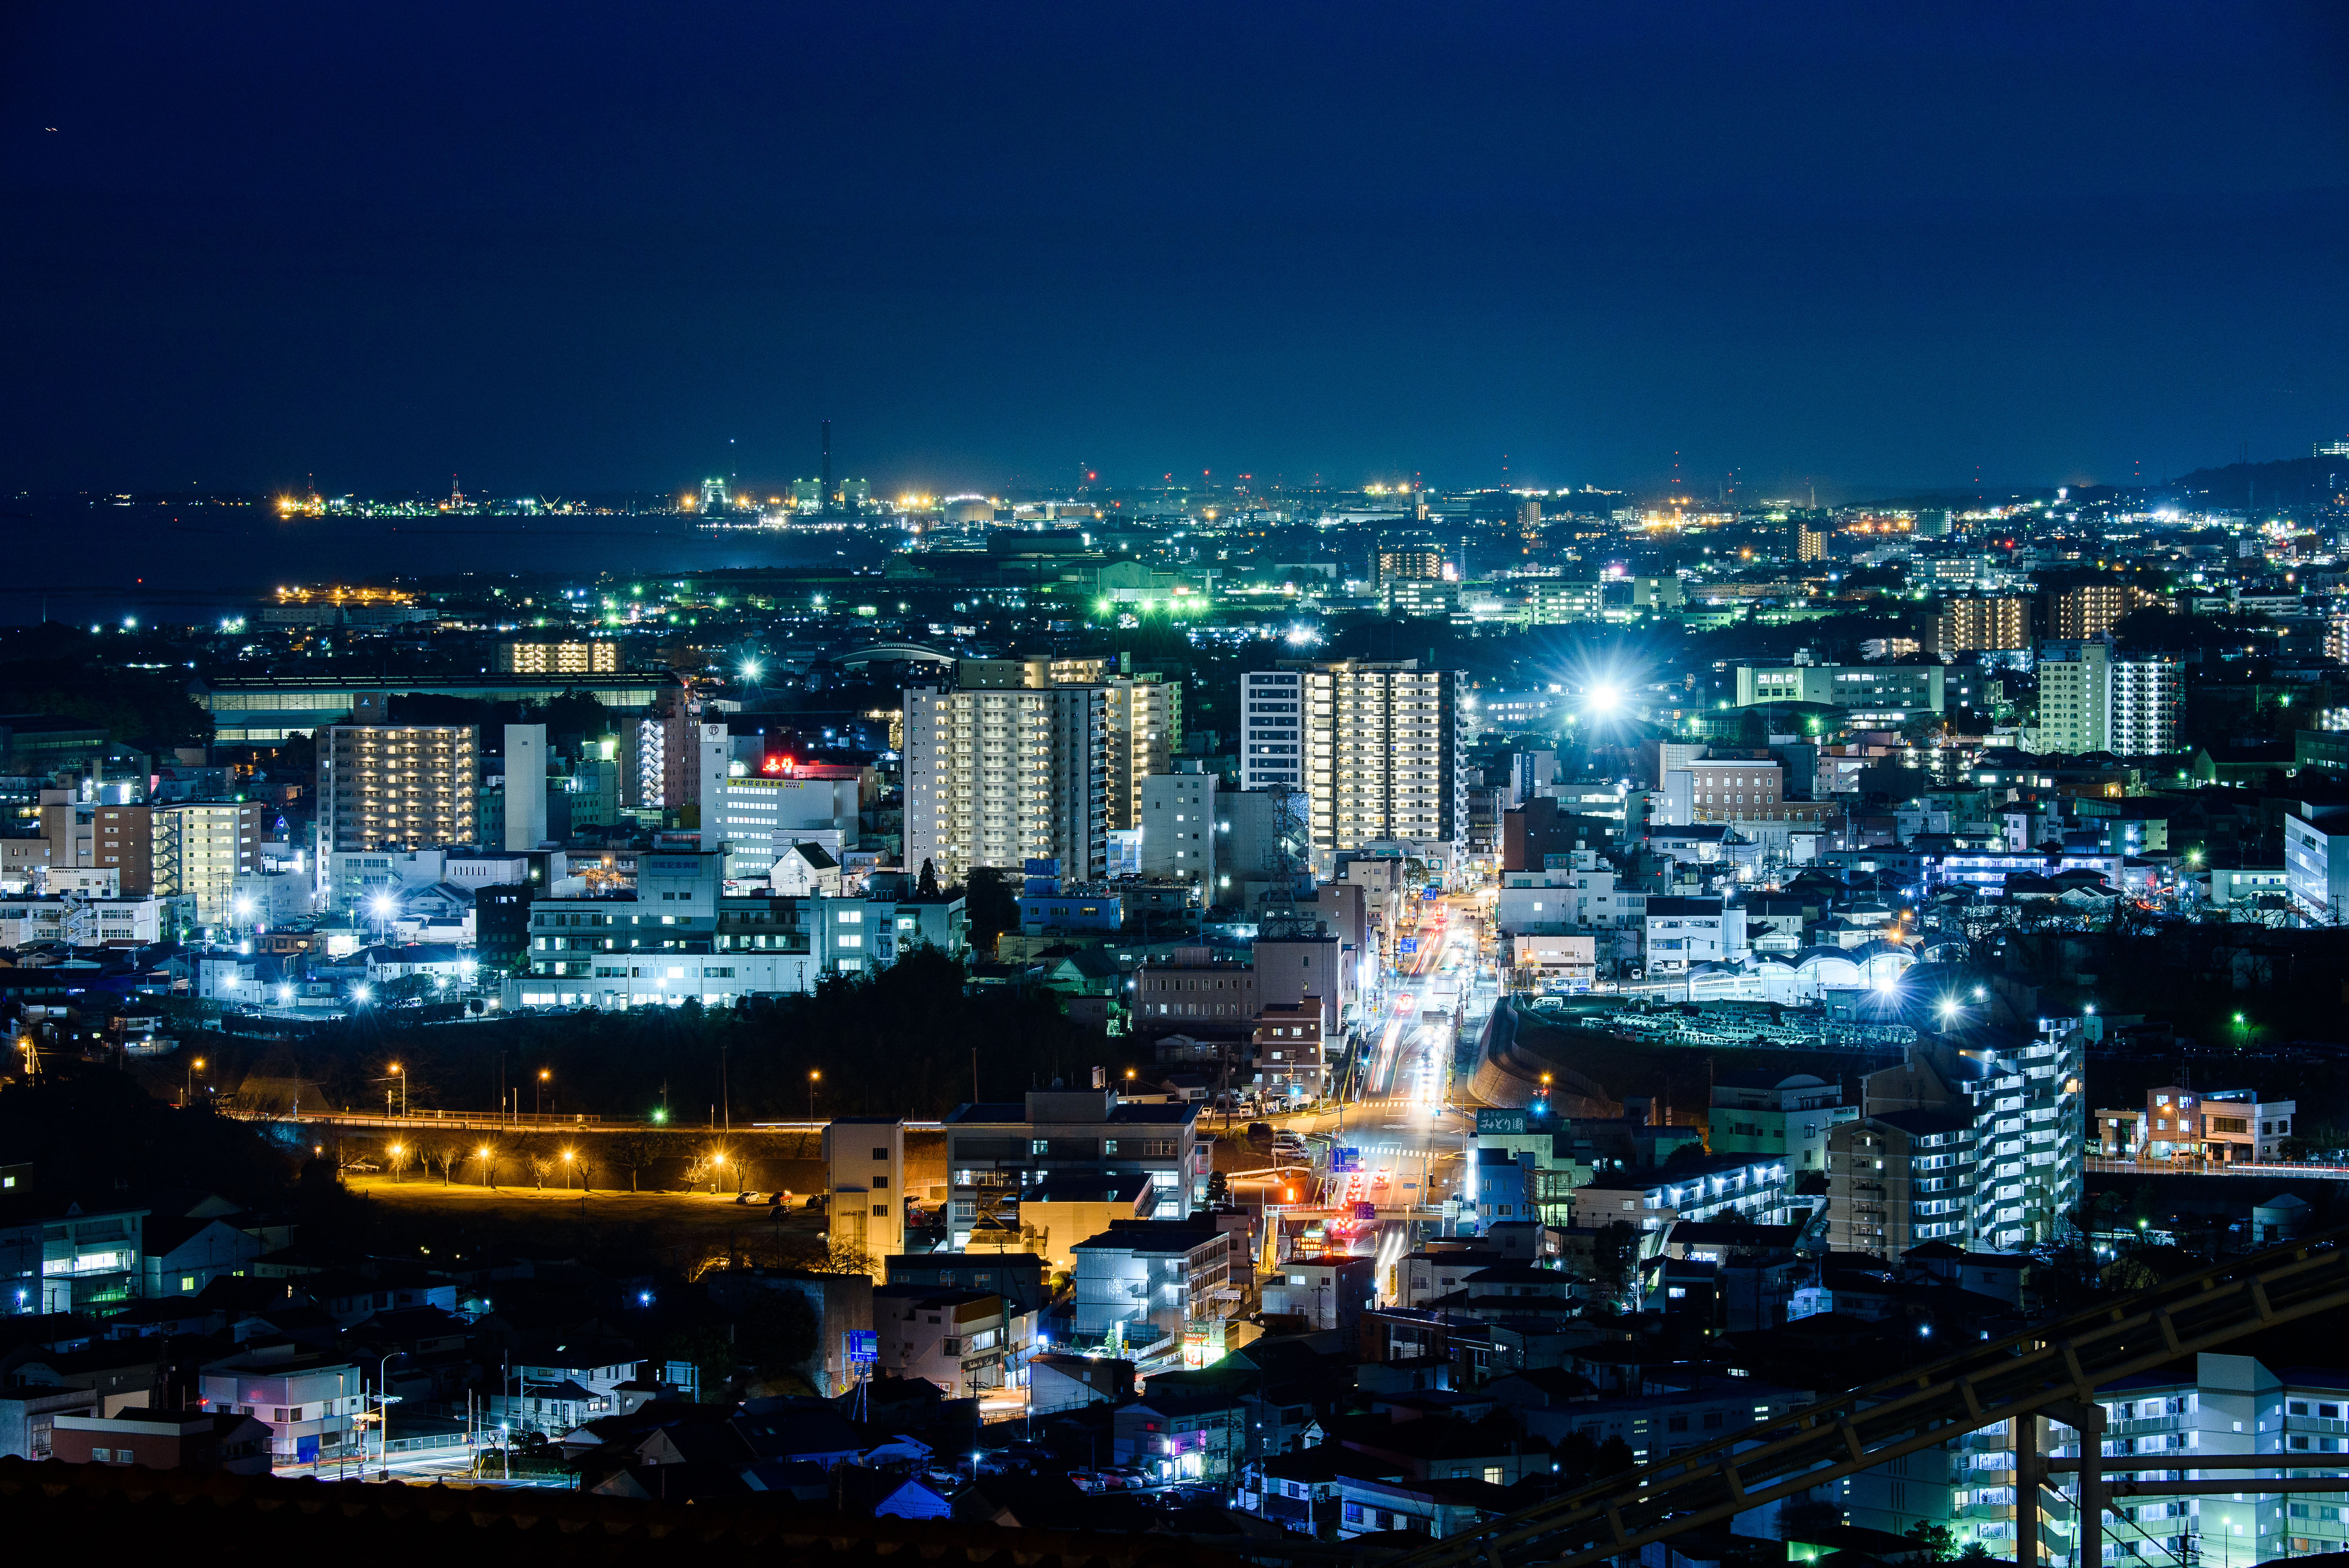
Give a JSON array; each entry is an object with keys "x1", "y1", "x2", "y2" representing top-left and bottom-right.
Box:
[{"x1": 1380, "y1": 1227, "x2": 2349, "y2": 1568}]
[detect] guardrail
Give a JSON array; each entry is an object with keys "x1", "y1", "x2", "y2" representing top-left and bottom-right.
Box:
[{"x1": 1382, "y1": 1226, "x2": 2349, "y2": 1568}]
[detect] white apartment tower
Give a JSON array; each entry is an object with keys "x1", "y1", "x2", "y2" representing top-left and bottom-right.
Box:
[
  {"x1": 2037, "y1": 638, "x2": 2180, "y2": 756},
  {"x1": 902, "y1": 684, "x2": 1108, "y2": 884},
  {"x1": 1269, "y1": 660, "x2": 1467, "y2": 854},
  {"x1": 2109, "y1": 652, "x2": 2183, "y2": 755},
  {"x1": 1856, "y1": 1023, "x2": 2085, "y2": 1252}
]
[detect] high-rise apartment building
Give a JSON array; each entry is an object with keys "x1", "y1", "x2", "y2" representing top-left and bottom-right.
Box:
[
  {"x1": 944, "y1": 660, "x2": 1172, "y2": 832},
  {"x1": 317, "y1": 724, "x2": 478, "y2": 855},
  {"x1": 1375, "y1": 547, "x2": 1445, "y2": 584},
  {"x1": 1793, "y1": 520, "x2": 1831, "y2": 563},
  {"x1": 902, "y1": 684, "x2": 1108, "y2": 885},
  {"x1": 2035, "y1": 638, "x2": 2109, "y2": 753},
  {"x1": 1239, "y1": 671, "x2": 1304, "y2": 792},
  {"x1": 2036, "y1": 638, "x2": 2179, "y2": 756},
  {"x1": 1831, "y1": 1025, "x2": 2083, "y2": 1255},
  {"x1": 626, "y1": 686, "x2": 708, "y2": 814},
  {"x1": 1252, "y1": 660, "x2": 1467, "y2": 854},
  {"x1": 2045, "y1": 581, "x2": 2167, "y2": 640},
  {"x1": 152, "y1": 801, "x2": 268, "y2": 923},
  {"x1": 1104, "y1": 676, "x2": 1179, "y2": 832},
  {"x1": 1926, "y1": 595, "x2": 2030, "y2": 661},
  {"x1": 493, "y1": 641, "x2": 618, "y2": 675},
  {"x1": 2109, "y1": 653, "x2": 2183, "y2": 755}
]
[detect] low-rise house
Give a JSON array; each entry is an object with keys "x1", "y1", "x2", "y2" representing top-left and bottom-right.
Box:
[
  {"x1": 1112, "y1": 1390, "x2": 1247, "y2": 1483},
  {"x1": 51, "y1": 1410, "x2": 273, "y2": 1473},
  {"x1": 0, "y1": 1381, "x2": 97, "y2": 1459},
  {"x1": 1239, "y1": 1443, "x2": 1407, "y2": 1534},
  {"x1": 871, "y1": 1286, "x2": 1031, "y2": 1397},
  {"x1": 139, "y1": 1214, "x2": 265, "y2": 1298},
  {"x1": 1261, "y1": 1256, "x2": 1376, "y2": 1331},
  {"x1": 1338, "y1": 1472, "x2": 1514, "y2": 1540},
  {"x1": 1519, "y1": 1379, "x2": 1810, "y2": 1458},
  {"x1": 197, "y1": 1344, "x2": 363, "y2": 1467}
]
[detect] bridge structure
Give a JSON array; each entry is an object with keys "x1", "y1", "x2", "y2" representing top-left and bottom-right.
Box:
[
  {"x1": 1373, "y1": 1229, "x2": 2349, "y2": 1568},
  {"x1": 222, "y1": 1109, "x2": 944, "y2": 1138}
]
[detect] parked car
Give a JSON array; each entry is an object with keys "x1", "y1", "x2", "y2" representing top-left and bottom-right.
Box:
[{"x1": 803, "y1": 1193, "x2": 828, "y2": 1210}]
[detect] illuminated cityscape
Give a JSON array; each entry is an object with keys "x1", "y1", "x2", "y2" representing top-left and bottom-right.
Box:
[{"x1": 3, "y1": 5, "x2": 2349, "y2": 1563}]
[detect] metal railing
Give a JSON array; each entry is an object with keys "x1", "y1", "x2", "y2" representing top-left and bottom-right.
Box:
[{"x1": 1380, "y1": 1226, "x2": 2349, "y2": 1568}]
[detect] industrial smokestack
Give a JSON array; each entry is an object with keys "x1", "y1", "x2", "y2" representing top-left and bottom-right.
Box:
[{"x1": 820, "y1": 419, "x2": 832, "y2": 514}]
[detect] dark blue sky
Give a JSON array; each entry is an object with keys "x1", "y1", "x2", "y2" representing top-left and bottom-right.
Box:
[{"x1": 4, "y1": 2, "x2": 2345, "y2": 499}]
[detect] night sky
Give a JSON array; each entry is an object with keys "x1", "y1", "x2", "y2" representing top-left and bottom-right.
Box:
[{"x1": 4, "y1": 3, "x2": 2345, "y2": 499}]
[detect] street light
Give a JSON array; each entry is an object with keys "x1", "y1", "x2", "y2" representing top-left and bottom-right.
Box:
[
  {"x1": 476, "y1": 1146, "x2": 494, "y2": 1188},
  {"x1": 186, "y1": 1056, "x2": 205, "y2": 1107},
  {"x1": 808, "y1": 1069, "x2": 821, "y2": 1123},
  {"x1": 388, "y1": 1062, "x2": 406, "y2": 1117},
  {"x1": 561, "y1": 1148, "x2": 576, "y2": 1192},
  {"x1": 537, "y1": 1067, "x2": 551, "y2": 1117},
  {"x1": 388, "y1": 1143, "x2": 403, "y2": 1183}
]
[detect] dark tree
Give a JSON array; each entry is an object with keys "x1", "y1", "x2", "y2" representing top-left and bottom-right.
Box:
[{"x1": 963, "y1": 866, "x2": 1021, "y2": 949}]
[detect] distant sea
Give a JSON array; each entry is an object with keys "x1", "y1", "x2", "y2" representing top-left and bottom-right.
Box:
[{"x1": 0, "y1": 498, "x2": 891, "y2": 627}]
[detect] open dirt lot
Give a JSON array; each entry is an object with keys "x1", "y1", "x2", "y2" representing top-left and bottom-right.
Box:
[{"x1": 346, "y1": 1175, "x2": 830, "y2": 1271}]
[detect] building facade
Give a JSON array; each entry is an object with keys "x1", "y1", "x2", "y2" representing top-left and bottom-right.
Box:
[
  {"x1": 317, "y1": 724, "x2": 478, "y2": 854},
  {"x1": 901, "y1": 684, "x2": 1108, "y2": 885}
]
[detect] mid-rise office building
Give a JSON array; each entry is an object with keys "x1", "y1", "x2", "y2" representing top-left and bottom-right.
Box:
[
  {"x1": 38, "y1": 798, "x2": 155, "y2": 895},
  {"x1": 317, "y1": 723, "x2": 477, "y2": 855},
  {"x1": 1734, "y1": 664, "x2": 1945, "y2": 720},
  {"x1": 1709, "y1": 1072, "x2": 1856, "y2": 1171},
  {"x1": 1524, "y1": 581, "x2": 1604, "y2": 626},
  {"x1": 514, "y1": 848, "x2": 966, "y2": 1007},
  {"x1": 902, "y1": 684, "x2": 1108, "y2": 885},
  {"x1": 942, "y1": 1085, "x2": 1202, "y2": 1252},
  {"x1": 1140, "y1": 761, "x2": 1217, "y2": 889},
  {"x1": 709, "y1": 763, "x2": 863, "y2": 877}
]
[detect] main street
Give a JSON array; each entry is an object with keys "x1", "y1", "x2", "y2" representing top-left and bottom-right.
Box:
[{"x1": 1246, "y1": 884, "x2": 1500, "y2": 1221}]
